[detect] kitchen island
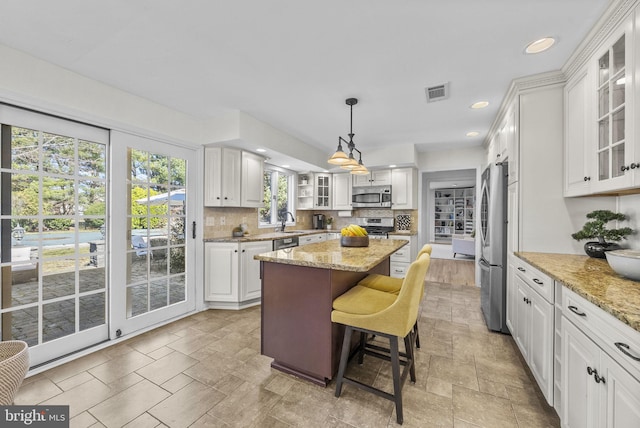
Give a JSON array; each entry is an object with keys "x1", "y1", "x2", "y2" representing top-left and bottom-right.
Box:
[{"x1": 255, "y1": 238, "x2": 407, "y2": 385}]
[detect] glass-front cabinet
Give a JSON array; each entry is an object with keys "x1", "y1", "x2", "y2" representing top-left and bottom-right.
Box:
[
  {"x1": 590, "y1": 16, "x2": 637, "y2": 194},
  {"x1": 314, "y1": 173, "x2": 332, "y2": 209}
]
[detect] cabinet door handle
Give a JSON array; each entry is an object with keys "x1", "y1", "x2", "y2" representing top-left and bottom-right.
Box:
[
  {"x1": 192, "y1": 221, "x2": 196, "y2": 239},
  {"x1": 583, "y1": 176, "x2": 591, "y2": 181},
  {"x1": 587, "y1": 366, "x2": 595, "y2": 376},
  {"x1": 568, "y1": 305, "x2": 586, "y2": 316},
  {"x1": 216, "y1": 196, "x2": 220, "y2": 200},
  {"x1": 621, "y1": 165, "x2": 629, "y2": 172},
  {"x1": 615, "y1": 342, "x2": 640, "y2": 361},
  {"x1": 532, "y1": 278, "x2": 543, "y2": 285},
  {"x1": 594, "y1": 373, "x2": 606, "y2": 384},
  {"x1": 630, "y1": 162, "x2": 639, "y2": 169},
  {"x1": 224, "y1": 197, "x2": 228, "y2": 200},
  {"x1": 517, "y1": 267, "x2": 526, "y2": 272}
]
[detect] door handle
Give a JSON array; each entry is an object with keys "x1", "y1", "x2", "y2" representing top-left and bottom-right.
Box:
[
  {"x1": 568, "y1": 305, "x2": 586, "y2": 317},
  {"x1": 192, "y1": 221, "x2": 196, "y2": 239}
]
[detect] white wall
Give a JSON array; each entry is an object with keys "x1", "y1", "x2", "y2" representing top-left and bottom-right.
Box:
[
  {"x1": 417, "y1": 146, "x2": 485, "y2": 172},
  {"x1": 618, "y1": 193, "x2": 640, "y2": 250},
  {"x1": 0, "y1": 43, "x2": 201, "y2": 146}
]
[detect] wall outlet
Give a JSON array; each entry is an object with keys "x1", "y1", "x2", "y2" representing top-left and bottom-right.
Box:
[
  {"x1": 206, "y1": 217, "x2": 215, "y2": 226},
  {"x1": 220, "y1": 216, "x2": 226, "y2": 226}
]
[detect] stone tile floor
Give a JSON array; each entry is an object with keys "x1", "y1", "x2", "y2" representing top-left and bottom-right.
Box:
[{"x1": 15, "y1": 280, "x2": 560, "y2": 427}]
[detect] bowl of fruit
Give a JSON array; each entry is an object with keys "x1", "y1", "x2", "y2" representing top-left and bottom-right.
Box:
[{"x1": 340, "y1": 224, "x2": 369, "y2": 247}]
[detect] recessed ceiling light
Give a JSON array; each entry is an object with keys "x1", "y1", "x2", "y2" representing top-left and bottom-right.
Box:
[
  {"x1": 525, "y1": 37, "x2": 556, "y2": 54},
  {"x1": 466, "y1": 131, "x2": 480, "y2": 137},
  {"x1": 452, "y1": 184, "x2": 458, "y2": 187},
  {"x1": 470, "y1": 101, "x2": 489, "y2": 109},
  {"x1": 389, "y1": 164, "x2": 397, "y2": 168},
  {"x1": 282, "y1": 164, "x2": 290, "y2": 168},
  {"x1": 256, "y1": 148, "x2": 267, "y2": 153}
]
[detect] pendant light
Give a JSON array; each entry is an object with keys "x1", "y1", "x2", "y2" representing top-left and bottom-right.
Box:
[{"x1": 328, "y1": 98, "x2": 368, "y2": 174}]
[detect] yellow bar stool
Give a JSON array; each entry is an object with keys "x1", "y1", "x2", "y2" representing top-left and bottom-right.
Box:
[
  {"x1": 356, "y1": 244, "x2": 432, "y2": 347},
  {"x1": 332, "y1": 254, "x2": 431, "y2": 425}
]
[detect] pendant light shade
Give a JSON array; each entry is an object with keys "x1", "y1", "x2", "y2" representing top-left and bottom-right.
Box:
[
  {"x1": 328, "y1": 138, "x2": 350, "y2": 165},
  {"x1": 328, "y1": 98, "x2": 367, "y2": 171}
]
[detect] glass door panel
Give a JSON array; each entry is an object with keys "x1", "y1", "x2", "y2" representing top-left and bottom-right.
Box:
[
  {"x1": 110, "y1": 131, "x2": 195, "y2": 338},
  {"x1": 0, "y1": 115, "x2": 108, "y2": 366}
]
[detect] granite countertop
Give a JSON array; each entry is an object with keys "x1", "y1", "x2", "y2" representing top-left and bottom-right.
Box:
[
  {"x1": 515, "y1": 252, "x2": 640, "y2": 332},
  {"x1": 254, "y1": 239, "x2": 407, "y2": 272},
  {"x1": 204, "y1": 229, "x2": 326, "y2": 243},
  {"x1": 388, "y1": 231, "x2": 417, "y2": 236}
]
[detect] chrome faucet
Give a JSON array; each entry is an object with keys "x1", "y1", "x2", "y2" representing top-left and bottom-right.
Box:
[{"x1": 280, "y1": 211, "x2": 295, "y2": 232}]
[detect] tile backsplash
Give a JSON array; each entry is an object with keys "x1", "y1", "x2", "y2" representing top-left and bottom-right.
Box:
[{"x1": 203, "y1": 207, "x2": 417, "y2": 239}]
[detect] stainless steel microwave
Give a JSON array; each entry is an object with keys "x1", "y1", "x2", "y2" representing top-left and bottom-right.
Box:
[{"x1": 352, "y1": 185, "x2": 392, "y2": 208}]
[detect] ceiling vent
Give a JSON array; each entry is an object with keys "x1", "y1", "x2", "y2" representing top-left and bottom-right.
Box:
[{"x1": 425, "y1": 82, "x2": 450, "y2": 103}]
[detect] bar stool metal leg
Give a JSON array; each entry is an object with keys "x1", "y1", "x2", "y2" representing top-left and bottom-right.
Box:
[{"x1": 335, "y1": 326, "x2": 353, "y2": 397}]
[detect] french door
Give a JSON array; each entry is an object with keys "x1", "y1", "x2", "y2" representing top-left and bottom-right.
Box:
[
  {"x1": 0, "y1": 106, "x2": 109, "y2": 366},
  {"x1": 109, "y1": 131, "x2": 196, "y2": 338},
  {"x1": 0, "y1": 107, "x2": 197, "y2": 366}
]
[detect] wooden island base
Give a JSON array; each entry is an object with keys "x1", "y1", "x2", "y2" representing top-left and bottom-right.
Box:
[{"x1": 260, "y1": 260, "x2": 389, "y2": 386}]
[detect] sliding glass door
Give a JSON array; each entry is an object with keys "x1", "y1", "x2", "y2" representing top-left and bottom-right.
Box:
[
  {"x1": 109, "y1": 131, "x2": 196, "y2": 338},
  {"x1": 0, "y1": 106, "x2": 109, "y2": 366}
]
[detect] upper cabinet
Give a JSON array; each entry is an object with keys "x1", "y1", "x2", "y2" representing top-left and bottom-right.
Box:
[
  {"x1": 204, "y1": 147, "x2": 264, "y2": 207},
  {"x1": 332, "y1": 173, "x2": 352, "y2": 210},
  {"x1": 391, "y1": 168, "x2": 417, "y2": 210},
  {"x1": 488, "y1": 103, "x2": 518, "y2": 184},
  {"x1": 314, "y1": 173, "x2": 332, "y2": 209},
  {"x1": 352, "y1": 169, "x2": 392, "y2": 187},
  {"x1": 564, "y1": 14, "x2": 640, "y2": 196}
]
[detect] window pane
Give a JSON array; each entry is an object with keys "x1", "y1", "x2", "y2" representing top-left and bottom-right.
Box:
[
  {"x1": 3, "y1": 307, "x2": 38, "y2": 345},
  {"x1": 612, "y1": 73, "x2": 625, "y2": 110},
  {"x1": 170, "y1": 274, "x2": 186, "y2": 304},
  {"x1": 598, "y1": 85, "x2": 609, "y2": 118},
  {"x1": 43, "y1": 133, "x2": 75, "y2": 175},
  {"x1": 128, "y1": 284, "x2": 148, "y2": 317},
  {"x1": 150, "y1": 279, "x2": 168, "y2": 311},
  {"x1": 599, "y1": 51, "x2": 610, "y2": 86},
  {"x1": 80, "y1": 292, "x2": 105, "y2": 331},
  {"x1": 612, "y1": 108, "x2": 625, "y2": 143},
  {"x1": 598, "y1": 119, "x2": 609, "y2": 150},
  {"x1": 612, "y1": 35, "x2": 625, "y2": 74},
  {"x1": 169, "y1": 158, "x2": 186, "y2": 186},
  {"x1": 276, "y1": 173, "x2": 290, "y2": 217},
  {"x1": 612, "y1": 143, "x2": 625, "y2": 178},
  {"x1": 78, "y1": 140, "x2": 106, "y2": 179},
  {"x1": 149, "y1": 154, "x2": 169, "y2": 185},
  {"x1": 42, "y1": 178, "x2": 75, "y2": 216},
  {"x1": 11, "y1": 173, "x2": 39, "y2": 217},
  {"x1": 260, "y1": 171, "x2": 272, "y2": 224},
  {"x1": 598, "y1": 150, "x2": 609, "y2": 181},
  {"x1": 11, "y1": 127, "x2": 39, "y2": 171},
  {"x1": 130, "y1": 149, "x2": 149, "y2": 182},
  {"x1": 43, "y1": 298, "x2": 75, "y2": 342}
]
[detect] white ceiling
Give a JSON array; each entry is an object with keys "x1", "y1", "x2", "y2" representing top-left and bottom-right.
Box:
[{"x1": 0, "y1": 0, "x2": 611, "y2": 162}]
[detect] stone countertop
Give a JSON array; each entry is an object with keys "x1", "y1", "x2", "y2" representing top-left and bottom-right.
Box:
[
  {"x1": 388, "y1": 231, "x2": 417, "y2": 236},
  {"x1": 254, "y1": 239, "x2": 408, "y2": 272},
  {"x1": 515, "y1": 252, "x2": 640, "y2": 332},
  {"x1": 204, "y1": 229, "x2": 326, "y2": 243}
]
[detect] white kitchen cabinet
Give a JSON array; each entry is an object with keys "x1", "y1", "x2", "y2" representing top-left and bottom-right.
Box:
[
  {"x1": 241, "y1": 151, "x2": 264, "y2": 208},
  {"x1": 299, "y1": 233, "x2": 326, "y2": 245},
  {"x1": 388, "y1": 235, "x2": 417, "y2": 278},
  {"x1": 204, "y1": 240, "x2": 271, "y2": 308},
  {"x1": 560, "y1": 285, "x2": 640, "y2": 428},
  {"x1": 510, "y1": 258, "x2": 555, "y2": 405},
  {"x1": 296, "y1": 173, "x2": 315, "y2": 210},
  {"x1": 332, "y1": 173, "x2": 353, "y2": 210},
  {"x1": 314, "y1": 173, "x2": 332, "y2": 209},
  {"x1": 564, "y1": 68, "x2": 593, "y2": 197},
  {"x1": 204, "y1": 242, "x2": 239, "y2": 302},
  {"x1": 504, "y1": 105, "x2": 519, "y2": 184},
  {"x1": 204, "y1": 147, "x2": 263, "y2": 207},
  {"x1": 564, "y1": 14, "x2": 640, "y2": 196},
  {"x1": 352, "y1": 169, "x2": 391, "y2": 187},
  {"x1": 391, "y1": 168, "x2": 417, "y2": 210},
  {"x1": 326, "y1": 232, "x2": 341, "y2": 240},
  {"x1": 562, "y1": 316, "x2": 640, "y2": 428},
  {"x1": 505, "y1": 255, "x2": 517, "y2": 335},
  {"x1": 239, "y1": 241, "x2": 271, "y2": 301}
]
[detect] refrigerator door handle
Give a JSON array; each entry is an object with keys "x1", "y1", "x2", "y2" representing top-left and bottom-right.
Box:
[{"x1": 478, "y1": 258, "x2": 491, "y2": 269}]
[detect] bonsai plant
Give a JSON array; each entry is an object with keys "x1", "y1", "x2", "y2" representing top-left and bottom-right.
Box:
[{"x1": 571, "y1": 210, "x2": 634, "y2": 258}]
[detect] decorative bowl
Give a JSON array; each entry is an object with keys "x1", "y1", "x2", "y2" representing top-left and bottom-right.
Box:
[
  {"x1": 340, "y1": 236, "x2": 369, "y2": 247},
  {"x1": 605, "y1": 250, "x2": 640, "y2": 281}
]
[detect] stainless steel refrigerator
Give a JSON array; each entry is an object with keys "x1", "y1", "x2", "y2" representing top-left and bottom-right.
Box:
[{"x1": 478, "y1": 161, "x2": 509, "y2": 333}]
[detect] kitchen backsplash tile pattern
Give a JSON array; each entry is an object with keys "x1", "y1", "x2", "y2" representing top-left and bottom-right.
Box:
[{"x1": 203, "y1": 207, "x2": 418, "y2": 238}]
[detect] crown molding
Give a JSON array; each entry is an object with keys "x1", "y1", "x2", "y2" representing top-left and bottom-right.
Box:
[{"x1": 563, "y1": 0, "x2": 639, "y2": 80}]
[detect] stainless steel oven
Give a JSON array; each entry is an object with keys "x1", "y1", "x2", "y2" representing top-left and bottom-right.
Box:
[{"x1": 352, "y1": 185, "x2": 392, "y2": 208}]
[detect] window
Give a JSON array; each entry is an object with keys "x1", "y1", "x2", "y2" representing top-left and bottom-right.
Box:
[{"x1": 260, "y1": 167, "x2": 295, "y2": 227}]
